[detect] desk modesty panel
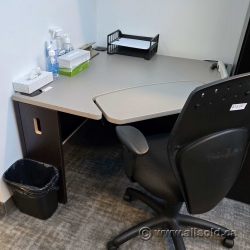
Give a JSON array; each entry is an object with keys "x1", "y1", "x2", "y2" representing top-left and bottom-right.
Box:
[
  {"x1": 95, "y1": 81, "x2": 203, "y2": 124},
  {"x1": 12, "y1": 53, "x2": 221, "y2": 120}
]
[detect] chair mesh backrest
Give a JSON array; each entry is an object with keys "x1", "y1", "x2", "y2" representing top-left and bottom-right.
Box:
[{"x1": 168, "y1": 73, "x2": 250, "y2": 214}]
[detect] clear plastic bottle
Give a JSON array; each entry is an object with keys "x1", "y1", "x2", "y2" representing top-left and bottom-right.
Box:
[
  {"x1": 55, "y1": 31, "x2": 66, "y2": 56},
  {"x1": 49, "y1": 27, "x2": 62, "y2": 56},
  {"x1": 47, "y1": 45, "x2": 59, "y2": 80},
  {"x1": 64, "y1": 34, "x2": 74, "y2": 54}
]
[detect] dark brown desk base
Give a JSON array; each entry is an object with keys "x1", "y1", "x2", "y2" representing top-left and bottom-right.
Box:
[
  {"x1": 14, "y1": 101, "x2": 85, "y2": 204},
  {"x1": 226, "y1": 150, "x2": 250, "y2": 204},
  {"x1": 13, "y1": 101, "x2": 250, "y2": 205}
]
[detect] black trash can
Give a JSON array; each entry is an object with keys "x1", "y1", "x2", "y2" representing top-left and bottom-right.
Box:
[{"x1": 3, "y1": 159, "x2": 59, "y2": 220}]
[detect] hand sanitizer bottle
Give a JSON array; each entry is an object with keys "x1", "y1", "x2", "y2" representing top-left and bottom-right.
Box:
[
  {"x1": 64, "y1": 34, "x2": 74, "y2": 54},
  {"x1": 55, "y1": 30, "x2": 66, "y2": 56},
  {"x1": 47, "y1": 45, "x2": 59, "y2": 80},
  {"x1": 49, "y1": 27, "x2": 64, "y2": 56}
]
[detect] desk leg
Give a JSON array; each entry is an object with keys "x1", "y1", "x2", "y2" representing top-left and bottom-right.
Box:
[
  {"x1": 14, "y1": 101, "x2": 67, "y2": 204},
  {"x1": 226, "y1": 147, "x2": 250, "y2": 204}
]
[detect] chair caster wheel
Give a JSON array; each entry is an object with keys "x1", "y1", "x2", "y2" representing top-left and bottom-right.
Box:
[
  {"x1": 107, "y1": 241, "x2": 118, "y2": 250},
  {"x1": 223, "y1": 238, "x2": 234, "y2": 248},
  {"x1": 123, "y1": 193, "x2": 132, "y2": 202}
]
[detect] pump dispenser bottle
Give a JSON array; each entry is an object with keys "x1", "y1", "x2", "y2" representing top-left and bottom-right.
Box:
[
  {"x1": 49, "y1": 27, "x2": 64, "y2": 56},
  {"x1": 47, "y1": 45, "x2": 59, "y2": 80},
  {"x1": 64, "y1": 34, "x2": 74, "y2": 54},
  {"x1": 55, "y1": 30, "x2": 66, "y2": 56}
]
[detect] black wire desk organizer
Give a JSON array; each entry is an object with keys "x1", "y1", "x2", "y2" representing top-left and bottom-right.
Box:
[{"x1": 107, "y1": 30, "x2": 159, "y2": 60}]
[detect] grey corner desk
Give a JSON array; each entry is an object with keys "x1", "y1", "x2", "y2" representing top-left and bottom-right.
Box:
[{"x1": 12, "y1": 53, "x2": 248, "y2": 205}]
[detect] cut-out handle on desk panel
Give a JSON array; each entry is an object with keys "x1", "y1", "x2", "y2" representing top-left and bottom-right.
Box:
[{"x1": 33, "y1": 118, "x2": 42, "y2": 135}]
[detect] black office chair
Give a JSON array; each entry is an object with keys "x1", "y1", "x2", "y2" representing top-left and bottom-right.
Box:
[{"x1": 107, "y1": 73, "x2": 250, "y2": 250}]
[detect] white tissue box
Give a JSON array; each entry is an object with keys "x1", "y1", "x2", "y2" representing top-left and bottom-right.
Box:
[
  {"x1": 57, "y1": 49, "x2": 90, "y2": 68},
  {"x1": 13, "y1": 71, "x2": 53, "y2": 94}
]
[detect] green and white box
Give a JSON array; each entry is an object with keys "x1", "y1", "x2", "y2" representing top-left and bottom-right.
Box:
[
  {"x1": 59, "y1": 60, "x2": 90, "y2": 77},
  {"x1": 58, "y1": 49, "x2": 90, "y2": 69}
]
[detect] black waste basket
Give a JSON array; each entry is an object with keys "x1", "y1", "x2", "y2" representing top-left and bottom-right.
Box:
[{"x1": 3, "y1": 159, "x2": 59, "y2": 220}]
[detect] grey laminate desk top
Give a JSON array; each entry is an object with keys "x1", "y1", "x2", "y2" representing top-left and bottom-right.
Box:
[
  {"x1": 12, "y1": 53, "x2": 221, "y2": 122},
  {"x1": 95, "y1": 81, "x2": 203, "y2": 124}
]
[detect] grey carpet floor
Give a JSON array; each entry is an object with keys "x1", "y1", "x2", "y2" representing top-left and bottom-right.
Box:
[{"x1": 0, "y1": 120, "x2": 250, "y2": 250}]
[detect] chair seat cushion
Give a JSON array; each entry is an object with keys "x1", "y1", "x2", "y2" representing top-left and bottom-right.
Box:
[{"x1": 133, "y1": 133, "x2": 184, "y2": 204}]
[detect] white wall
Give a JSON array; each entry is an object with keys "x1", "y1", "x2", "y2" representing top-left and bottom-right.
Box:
[
  {"x1": 97, "y1": 0, "x2": 249, "y2": 64},
  {"x1": 0, "y1": 0, "x2": 97, "y2": 203}
]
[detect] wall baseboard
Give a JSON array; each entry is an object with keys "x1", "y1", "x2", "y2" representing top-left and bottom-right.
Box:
[{"x1": 0, "y1": 197, "x2": 16, "y2": 215}]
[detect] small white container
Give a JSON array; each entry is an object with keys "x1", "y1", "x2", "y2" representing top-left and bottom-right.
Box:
[
  {"x1": 13, "y1": 71, "x2": 53, "y2": 94},
  {"x1": 57, "y1": 49, "x2": 90, "y2": 68}
]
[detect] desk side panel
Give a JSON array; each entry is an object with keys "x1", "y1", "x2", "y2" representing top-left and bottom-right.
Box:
[
  {"x1": 17, "y1": 102, "x2": 67, "y2": 204},
  {"x1": 226, "y1": 146, "x2": 250, "y2": 204},
  {"x1": 13, "y1": 101, "x2": 27, "y2": 157}
]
